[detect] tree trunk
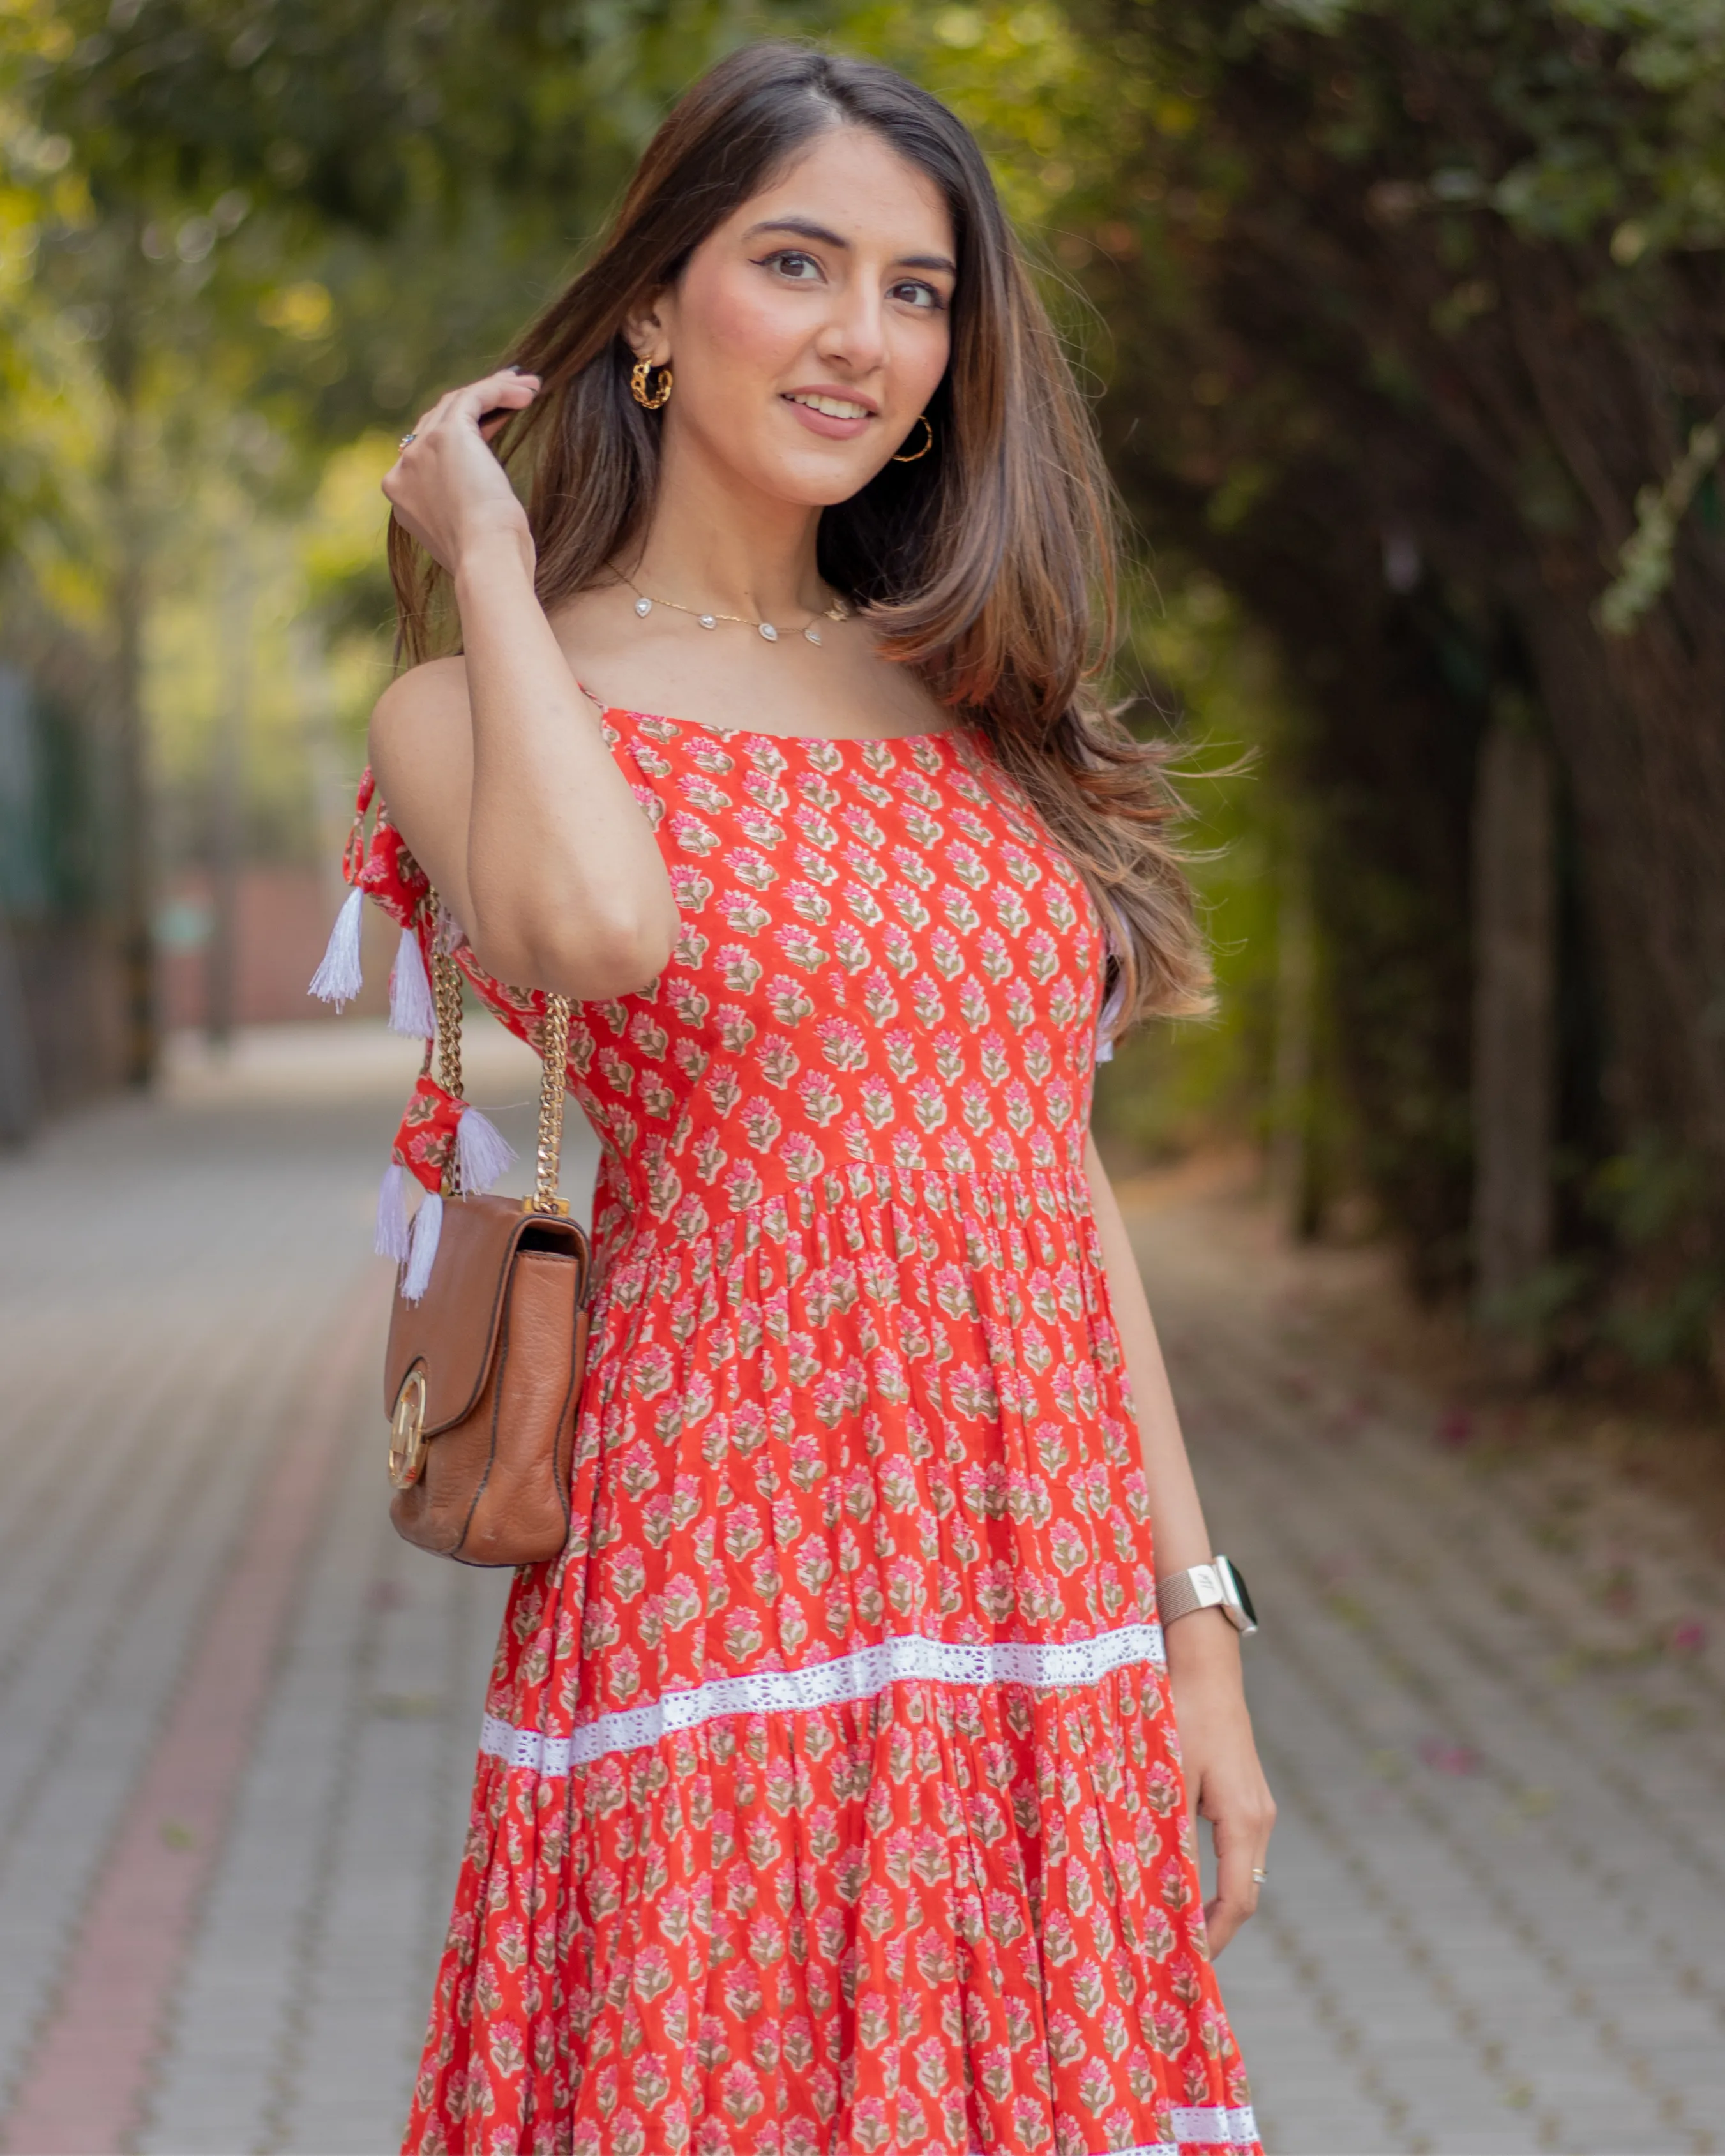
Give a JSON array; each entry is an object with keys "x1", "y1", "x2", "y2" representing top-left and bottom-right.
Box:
[
  {"x1": 1472, "y1": 718, "x2": 1555, "y2": 1376},
  {"x1": 1269, "y1": 847, "x2": 1318, "y2": 1239},
  {"x1": 206, "y1": 528, "x2": 252, "y2": 1050},
  {"x1": 0, "y1": 909, "x2": 40, "y2": 1147},
  {"x1": 106, "y1": 258, "x2": 156, "y2": 1090},
  {"x1": 292, "y1": 616, "x2": 352, "y2": 918}
]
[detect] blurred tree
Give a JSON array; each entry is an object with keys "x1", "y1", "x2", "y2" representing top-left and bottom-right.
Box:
[
  {"x1": 1067, "y1": 0, "x2": 1725, "y2": 1382},
  {"x1": 8, "y1": 0, "x2": 806, "y2": 1081}
]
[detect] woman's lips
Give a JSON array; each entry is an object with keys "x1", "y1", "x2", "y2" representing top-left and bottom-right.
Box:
[{"x1": 782, "y1": 393, "x2": 873, "y2": 441}]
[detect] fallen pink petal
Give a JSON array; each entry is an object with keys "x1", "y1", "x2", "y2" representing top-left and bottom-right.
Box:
[{"x1": 1417, "y1": 1737, "x2": 1484, "y2": 1777}]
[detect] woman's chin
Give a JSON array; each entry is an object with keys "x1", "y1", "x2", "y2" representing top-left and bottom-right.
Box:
[
  {"x1": 674, "y1": 414, "x2": 893, "y2": 508},
  {"x1": 748, "y1": 444, "x2": 897, "y2": 508}
]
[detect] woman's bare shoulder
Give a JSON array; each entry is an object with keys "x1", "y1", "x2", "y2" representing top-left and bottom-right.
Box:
[
  {"x1": 371, "y1": 654, "x2": 471, "y2": 735},
  {"x1": 368, "y1": 661, "x2": 476, "y2": 804}
]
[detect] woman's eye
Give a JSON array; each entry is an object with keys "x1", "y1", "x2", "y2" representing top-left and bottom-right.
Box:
[
  {"x1": 891, "y1": 280, "x2": 943, "y2": 311},
  {"x1": 764, "y1": 250, "x2": 823, "y2": 282}
]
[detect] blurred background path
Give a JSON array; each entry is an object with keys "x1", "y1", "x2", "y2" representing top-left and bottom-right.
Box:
[
  {"x1": 0, "y1": 1024, "x2": 564, "y2": 2156},
  {"x1": 1, "y1": 1029, "x2": 1722, "y2": 2156}
]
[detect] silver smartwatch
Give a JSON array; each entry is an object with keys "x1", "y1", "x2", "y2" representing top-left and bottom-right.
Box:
[{"x1": 1157, "y1": 1553, "x2": 1258, "y2": 1636}]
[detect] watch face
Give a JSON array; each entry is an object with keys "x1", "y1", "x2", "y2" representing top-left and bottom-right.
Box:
[{"x1": 1217, "y1": 1555, "x2": 1257, "y2": 1631}]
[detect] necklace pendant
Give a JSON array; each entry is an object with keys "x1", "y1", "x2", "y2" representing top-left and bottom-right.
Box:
[
  {"x1": 758, "y1": 622, "x2": 779, "y2": 642},
  {"x1": 634, "y1": 596, "x2": 652, "y2": 617},
  {"x1": 698, "y1": 614, "x2": 716, "y2": 630},
  {"x1": 804, "y1": 625, "x2": 822, "y2": 646}
]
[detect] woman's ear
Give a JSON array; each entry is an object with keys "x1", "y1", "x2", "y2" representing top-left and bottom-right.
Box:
[{"x1": 622, "y1": 290, "x2": 672, "y2": 367}]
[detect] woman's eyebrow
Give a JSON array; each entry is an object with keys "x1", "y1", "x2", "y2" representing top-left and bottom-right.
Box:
[{"x1": 742, "y1": 216, "x2": 956, "y2": 275}]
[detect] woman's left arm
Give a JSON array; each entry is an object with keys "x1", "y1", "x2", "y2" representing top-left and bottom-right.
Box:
[{"x1": 1081, "y1": 1126, "x2": 1276, "y2": 1954}]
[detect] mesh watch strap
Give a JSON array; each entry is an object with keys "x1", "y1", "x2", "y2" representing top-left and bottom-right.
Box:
[{"x1": 1156, "y1": 1556, "x2": 1257, "y2": 1634}]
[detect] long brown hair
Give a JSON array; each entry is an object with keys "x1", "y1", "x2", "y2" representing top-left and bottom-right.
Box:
[{"x1": 389, "y1": 41, "x2": 1211, "y2": 1033}]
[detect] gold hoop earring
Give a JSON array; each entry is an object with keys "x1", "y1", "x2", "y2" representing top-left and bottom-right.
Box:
[
  {"x1": 630, "y1": 356, "x2": 672, "y2": 410},
  {"x1": 891, "y1": 412, "x2": 934, "y2": 463}
]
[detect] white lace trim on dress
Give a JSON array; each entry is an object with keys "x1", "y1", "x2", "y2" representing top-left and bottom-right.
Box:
[
  {"x1": 968, "y1": 2114, "x2": 1260, "y2": 2155},
  {"x1": 480, "y1": 1621, "x2": 1168, "y2": 1772},
  {"x1": 1166, "y1": 2109, "x2": 1262, "y2": 2150}
]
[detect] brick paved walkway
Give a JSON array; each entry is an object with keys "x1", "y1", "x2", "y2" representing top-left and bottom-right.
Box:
[
  {"x1": 0, "y1": 1030, "x2": 1719, "y2": 2153},
  {"x1": 1133, "y1": 1171, "x2": 1725, "y2": 2156},
  {"x1": 0, "y1": 1025, "x2": 566, "y2": 2155}
]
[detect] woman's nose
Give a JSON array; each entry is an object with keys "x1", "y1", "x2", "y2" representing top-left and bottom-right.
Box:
[{"x1": 815, "y1": 289, "x2": 888, "y2": 375}]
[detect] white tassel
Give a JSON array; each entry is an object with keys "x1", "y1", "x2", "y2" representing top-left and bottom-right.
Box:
[
  {"x1": 400, "y1": 1190, "x2": 443, "y2": 1304},
  {"x1": 1095, "y1": 929, "x2": 1126, "y2": 1067},
  {"x1": 373, "y1": 1161, "x2": 411, "y2": 1263},
  {"x1": 456, "y1": 1105, "x2": 515, "y2": 1195},
  {"x1": 308, "y1": 887, "x2": 365, "y2": 1009},
  {"x1": 388, "y1": 926, "x2": 436, "y2": 1039}
]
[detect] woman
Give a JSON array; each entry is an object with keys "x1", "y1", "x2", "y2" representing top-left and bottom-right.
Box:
[{"x1": 370, "y1": 40, "x2": 1274, "y2": 2156}]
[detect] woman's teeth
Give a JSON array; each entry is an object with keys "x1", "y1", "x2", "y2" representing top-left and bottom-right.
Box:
[{"x1": 788, "y1": 394, "x2": 871, "y2": 419}]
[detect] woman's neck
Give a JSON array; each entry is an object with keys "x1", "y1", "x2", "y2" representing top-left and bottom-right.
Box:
[{"x1": 626, "y1": 430, "x2": 829, "y2": 622}]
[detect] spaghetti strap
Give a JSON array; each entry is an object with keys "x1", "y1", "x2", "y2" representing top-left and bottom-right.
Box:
[{"x1": 571, "y1": 677, "x2": 609, "y2": 720}]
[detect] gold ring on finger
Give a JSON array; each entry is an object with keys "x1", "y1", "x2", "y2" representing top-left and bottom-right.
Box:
[
  {"x1": 1251, "y1": 1867, "x2": 1268, "y2": 1884},
  {"x1": 399, "y1": 432, "x2": 417, "y2": 449}
]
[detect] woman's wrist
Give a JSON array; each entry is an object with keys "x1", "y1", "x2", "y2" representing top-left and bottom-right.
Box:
[
  {"x1": 1163, "y1": 1602, "x2": 1244, "y2": 1677},
  {"x1": 453, "y1": 523, "x2": 538, "y2": 599}
]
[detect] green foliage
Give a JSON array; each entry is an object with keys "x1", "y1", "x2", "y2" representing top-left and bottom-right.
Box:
[
  {"x1": 1229, "y1": 0, "x2": 1725, "y2": 257},
  {"x1": 1069, "y1": 0, "x2": 1725, "y2": 1359},
  {"x1": 1597, "y1": 407, "x2": 1725, "y2": 631},
  {"x1": 2, "y1": 0, "x2": 819, "y2": 888},
  {"x1": 1094, "y1": 569, "x2": 1286, "y2": 1163},
  {"x1": 838, "y1": 0, "x2": 1158, "y2": 228},
  {"x1": 1581, "y1": 1136, "x2": 1724, "y2": 1366}
]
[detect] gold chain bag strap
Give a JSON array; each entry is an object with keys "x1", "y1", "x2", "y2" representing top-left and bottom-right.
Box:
[{"x1": 382, "y1": 919, "x2": 592, "y2": 1566}]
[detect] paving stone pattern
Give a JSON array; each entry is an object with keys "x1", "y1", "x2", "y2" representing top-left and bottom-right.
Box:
[
  {"x1": 0, "y1": 1029, "x2": 1719, "y2": 2153},
  {"x1": 0, "y1": 1028, "x2": 552, "y2": 2155},
  {"x1": 1133, "y1": 1186, "x2": 1725, "y2": 2156}
]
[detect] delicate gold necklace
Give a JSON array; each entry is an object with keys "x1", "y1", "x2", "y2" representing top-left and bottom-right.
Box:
[{"x1": 615, "y1": 565, "x2": 850, "y2": 647}]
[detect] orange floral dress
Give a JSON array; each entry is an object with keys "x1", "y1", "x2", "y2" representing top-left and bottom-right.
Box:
[{"x1": 387, "y1": 709, "x2": 1260, "y2": 2156}]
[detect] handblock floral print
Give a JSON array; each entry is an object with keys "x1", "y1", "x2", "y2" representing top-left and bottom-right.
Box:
[{"x1": 396, "y1": 713, "x2": 1260, "y2": 2156}]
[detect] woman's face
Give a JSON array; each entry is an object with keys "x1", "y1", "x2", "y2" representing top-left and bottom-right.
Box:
[{"x1": 635, "y1": 124, "x2": 957, "y2": 508}]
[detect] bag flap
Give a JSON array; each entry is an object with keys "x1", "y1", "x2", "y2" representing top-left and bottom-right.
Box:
[{"x1": 383, "y1": 1191, "x2": 590, "y2": 1431}]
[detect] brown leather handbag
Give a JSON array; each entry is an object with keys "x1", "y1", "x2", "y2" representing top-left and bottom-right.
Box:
[{"x1": 383, "y1": 958, "x2": 592, "y2": 1567}]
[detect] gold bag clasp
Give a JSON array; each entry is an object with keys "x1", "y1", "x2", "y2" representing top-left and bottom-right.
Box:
[{"x1": 388, "y1": 1366, "x2": 428, "y2": 1489}]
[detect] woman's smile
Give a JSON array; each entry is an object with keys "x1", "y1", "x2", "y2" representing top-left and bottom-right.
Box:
[{"x1": 782, "y1": 386, "x2": 877, "y2": 438}]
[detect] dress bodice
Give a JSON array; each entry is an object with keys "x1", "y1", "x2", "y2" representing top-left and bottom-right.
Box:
[{"x1": 463, "y1": 711, "x2": 1110, "y2": 1276}]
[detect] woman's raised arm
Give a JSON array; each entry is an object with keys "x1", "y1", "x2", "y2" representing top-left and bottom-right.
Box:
[{"x1": 368, "y1": 368, "x2": 679, "y2": 999}]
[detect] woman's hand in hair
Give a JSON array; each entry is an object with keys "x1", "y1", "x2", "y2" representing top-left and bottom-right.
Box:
[{"x1": 382, "y1": 368, "x2": 541, "y2": 582}]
